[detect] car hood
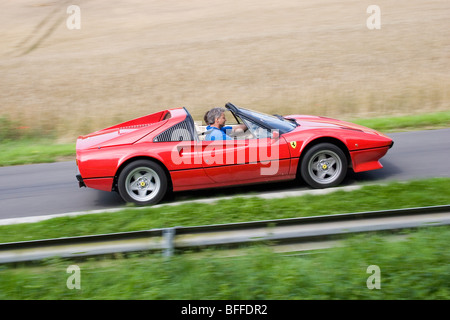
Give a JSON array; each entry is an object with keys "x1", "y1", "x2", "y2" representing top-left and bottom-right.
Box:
[
  {"x1": 286, "y1": 115, "x2": 384, "y2": 135},
  {"x1": 76, "y1": 116, "x2": 166, "y2": 150}
]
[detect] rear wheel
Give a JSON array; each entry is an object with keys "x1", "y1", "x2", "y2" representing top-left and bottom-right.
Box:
[
  {"x1": 300, "y1": 143, "x2": 347, "y2": 188},
  {"x1": 118, "y1": 160, "x2": 168, "y2": 205}
]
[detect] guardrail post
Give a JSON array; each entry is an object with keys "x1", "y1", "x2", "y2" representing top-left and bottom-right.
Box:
[{"x1": 162, "y1": 227, "x2": 176, "y2": 258}]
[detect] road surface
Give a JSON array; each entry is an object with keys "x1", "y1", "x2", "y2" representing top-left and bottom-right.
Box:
[{"x1": 0, "y1": 128, "x2": 449, "y2": 219}]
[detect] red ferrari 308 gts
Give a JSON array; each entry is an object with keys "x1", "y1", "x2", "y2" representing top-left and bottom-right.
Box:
[{"x1": 76, "y1": 103, "x2": 393, "y2": 205}]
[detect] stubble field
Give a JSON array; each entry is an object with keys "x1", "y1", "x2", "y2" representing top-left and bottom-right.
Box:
[{"x1": 0, "y1": 0, "x2": 449, "y2": 141}]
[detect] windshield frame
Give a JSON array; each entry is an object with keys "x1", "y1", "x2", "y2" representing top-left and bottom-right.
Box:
[{"x1": 226, "y1": 103, "x2": 297, "y2": 135}]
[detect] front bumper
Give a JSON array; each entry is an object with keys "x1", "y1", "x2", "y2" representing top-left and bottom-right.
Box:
[{"x1": 350, "y1": 145, "x2": 391, "y2": 173}]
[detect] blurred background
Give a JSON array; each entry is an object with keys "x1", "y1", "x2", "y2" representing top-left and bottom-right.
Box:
[{"x1": 0, "y1": 0, "x2": 449, "y2": 141}]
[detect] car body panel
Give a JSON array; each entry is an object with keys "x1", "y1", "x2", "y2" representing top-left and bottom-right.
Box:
[{"x1": 280, "y1": 115, "x2": 393, "y2": 172}]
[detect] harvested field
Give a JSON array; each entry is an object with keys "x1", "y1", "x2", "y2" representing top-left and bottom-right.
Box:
[{"x1": 0, "y1": 0, "x2": 449, "y2": 140}]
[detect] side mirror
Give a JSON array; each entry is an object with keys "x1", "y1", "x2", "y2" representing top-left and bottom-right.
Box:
[{"x1": 271, "y1": 130, "x2": 280, "y2": 140}]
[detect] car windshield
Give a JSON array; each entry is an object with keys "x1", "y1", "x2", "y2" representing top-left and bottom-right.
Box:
[{"x1": 238, "y1": 108, "x2": 297, "y2": 134}]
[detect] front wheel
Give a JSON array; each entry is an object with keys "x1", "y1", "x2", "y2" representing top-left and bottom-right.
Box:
[
  {"x1": 300, "y1": 143, "x2": 347, "y2": 189},
  {"x1": 117, "y1": 160, "x2": 168, "y2": 205}
]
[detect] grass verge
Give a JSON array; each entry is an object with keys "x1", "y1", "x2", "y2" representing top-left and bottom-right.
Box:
[
  {"x1": 0, "y1": 226, "x2": 448, "y2": 299},
  {"x1": 0, "y1": 139, "x2": 75, "y2": 167},
  {"x1": 351, "y1": 110, "x2": 450, "y2": 133},
  {"x1": 0, "y1": 178, "x2": 449, "y2": 243}
]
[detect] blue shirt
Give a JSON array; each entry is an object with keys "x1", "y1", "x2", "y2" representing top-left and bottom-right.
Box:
[{"x1": 205, "y1": 126, "x2": 233, "y2": 141}]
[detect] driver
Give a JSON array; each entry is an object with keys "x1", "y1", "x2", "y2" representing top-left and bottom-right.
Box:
[{"x1": 204, "y1": 107, "x2": 247, "y2": 141}]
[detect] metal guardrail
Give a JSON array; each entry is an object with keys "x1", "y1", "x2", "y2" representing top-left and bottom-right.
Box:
[{"x1": 0, "y1": 205, "x2": 449, "y2": 263}]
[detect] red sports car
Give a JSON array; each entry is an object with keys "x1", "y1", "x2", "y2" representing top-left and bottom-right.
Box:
[{"x1": 76, "y1": 103, "x2": 393, "y2": 205}]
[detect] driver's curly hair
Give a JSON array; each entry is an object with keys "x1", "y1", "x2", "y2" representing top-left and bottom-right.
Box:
[{"x1": 204, "y1": 107, "x2": 225, "y2": 125}]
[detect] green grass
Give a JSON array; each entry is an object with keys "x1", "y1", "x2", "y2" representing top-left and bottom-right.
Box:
[
  {"x1": 0, "y1": 139, "x2": 75, "y2": 166},
  {"x1": 351, "y1": 110, "x2": 450, "y2": 133},
  {"x1": 0, "y1": 115, "x2": 75, "y2": 166},
  {"x1": 0, "y1": 226, "x2": 448, "y2": 299},
  {"x1": 0, "y1": 178, "x2": 449, "y2": 244},
  {"x1": 0, "y1": 111, "x2": 449, "y2": 167}
]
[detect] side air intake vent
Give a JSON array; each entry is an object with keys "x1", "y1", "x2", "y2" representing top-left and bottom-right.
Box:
[{"x1": 154, "y1": 120, "x2": 193, "y2": 142}]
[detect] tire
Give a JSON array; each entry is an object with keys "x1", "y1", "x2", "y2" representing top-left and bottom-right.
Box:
[
  {"x1": 300, "y1": 143, "x2": 347, "y2": 189},
  {"x1": 117, "y1": 160, "x2": 168, "y2": 205}
]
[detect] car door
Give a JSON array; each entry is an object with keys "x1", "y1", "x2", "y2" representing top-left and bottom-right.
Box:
[{"x1": 200, "y1": 119, "x2": 291, "y2": 184}]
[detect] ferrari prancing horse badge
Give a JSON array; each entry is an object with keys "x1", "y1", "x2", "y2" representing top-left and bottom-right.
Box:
[{"x1": 290, "y1": 141, "x2": 297, "y2": 149}]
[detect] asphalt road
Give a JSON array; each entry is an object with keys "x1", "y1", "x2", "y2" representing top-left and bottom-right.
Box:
[{"x1": 0, "y1": 128, "x2": 449, "y2": 220}]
